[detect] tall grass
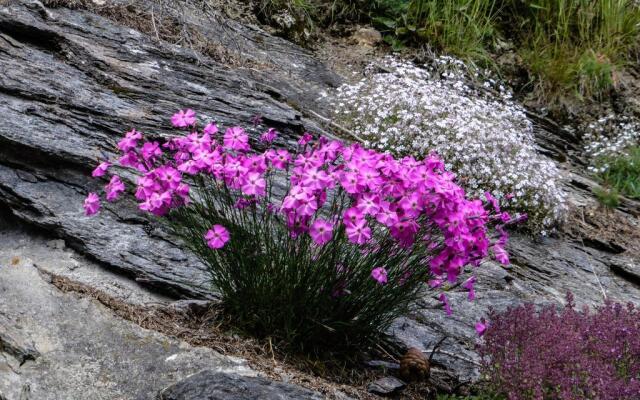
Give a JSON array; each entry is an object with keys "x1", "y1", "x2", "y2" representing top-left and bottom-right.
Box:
[
  {"x1": 371, "y1": 0, "x2": 498, "y2": 61},
  {"x1": 500, "y1": 0, "x2": 640, "y2": 101},
  {"x1": 598, "y1": 146, "x2": 640, "y2": 199},
  {"x1": 255, "y1": 0, "x2": 640, "y2": 102}
]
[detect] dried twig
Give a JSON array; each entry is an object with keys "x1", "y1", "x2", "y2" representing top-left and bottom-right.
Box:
[{"x1": 305, "y1": 109, "x2": 364, "y2": 142}]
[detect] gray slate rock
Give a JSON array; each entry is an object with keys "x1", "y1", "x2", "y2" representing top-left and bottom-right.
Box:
[
  {"x1": 157, "y1": 370, "x2": 324, "y2": 400},
  {"x1": 367, "y1": 376, "x2": 406, "y2": 396}
]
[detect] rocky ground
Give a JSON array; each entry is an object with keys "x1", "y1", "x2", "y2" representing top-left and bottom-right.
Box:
[{"x1": 0, "y1": 0, "x2": 639, "y2": 399}]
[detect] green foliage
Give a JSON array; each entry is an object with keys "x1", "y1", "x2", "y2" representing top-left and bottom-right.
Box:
[
  {"x1": 370, "y1": 0, "x2": 498, "y2": 62},
  {"x1": 254, "y1": 0, "x2": 317, "y2": 43},
  {"x1": 593, "y1": 186, "x2": 621, "y2": 209},
  {"x1": 344, "y1": 0, "x2": 640, "y2": 102},
  {"x1": 169, "y1": 176, "x2": 430, "y2": 357},
  {"x1": 503, "y1": 0, "x2": 640, "y2": 102},
  {"x1": 598, "y1": 146, "x2": 640, "y2": 200}
]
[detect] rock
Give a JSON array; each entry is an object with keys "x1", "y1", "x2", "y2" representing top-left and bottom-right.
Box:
[
  {"x1": 399, "y1": 347, "x2": 430, "y2": 382},
  {"x1": 365, "y1": 360, "x2": 400, "y2": 371},
  {"x1": 0, "y1": 232, "x2": 255, "y2": 400},
  {"x1": 352, "y1": 27, "x2": 382, "y2": 47},
  {"x1": 156, "y1": 370, "x2": 324, "y2": 400},
  {"x1": 0, "y1": 320, "x2": 40, "y2": 365},
  {"x1": 45, "y1": 239, "x2": 65, "y2": 250},
  {"x1": 367, "y1": 376, "x2": 406, "y2": 396},
  {"x1": 0, "y1": 0, "x2": 338, "y2": 300}
]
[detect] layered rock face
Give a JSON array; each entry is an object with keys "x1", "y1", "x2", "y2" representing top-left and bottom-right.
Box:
[{"x1": 0, "y1": 0, "x2": 639, "y2": 396}]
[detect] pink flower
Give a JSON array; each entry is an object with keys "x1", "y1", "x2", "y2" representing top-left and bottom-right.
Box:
[
  {"x1": 203, "y1": 123, "x2": 218, "y2": 136},
  {"x1": 493, "y1": 244, "x2": 509, "y2": 265},
  {"x1": 439, "y1": 293, "x2": 452, "y2": 316},
  {"x1": 156, "y1": 166, "x2": 182, "y2": 190},
  {"x1": 475, "y1": 319, "x2": 487, "y2": 336},
  {"x1": 499, "y1": 212, "x2": 511, "y2": 223},
  {"x1": 205, "y1": 225, "x2": 230, "y2": 249},
  {"x1": 484, "y1": 191, "x2": 500, "y2": 213},
  {"x1": 298, "y1": 132, "x2": 313, "y2": 146},
  {"x1": 342, "y1": 207, "x2": 364, "y2": 227},
  {"x1": 117, "y1": 129, "x2": 142, "y2": 152},
  {"x1": 141, "y1": 141, "x2": 162, "y2": 161},
  {"x1": 339, "y1": 172, "x2": 364, "y2": 194},
  {"x1": 105, "y1": 175, "x2": 125, "y2": 202},
  {"x1": 309, "y1": 219, "x2": 333, "y2": 245},
  {"x1": 223, "y1": 127, "x2": 250, "y2": 152},
  {"x1": 241, "y1": 172, "x2": 266, "y2": 197},
  {"x1": 171, "y1": 109, "x2": 196, "y2": 128},
  {"x1": 462, "y1": 276, "x2": 476, "y2": 301},
  {"x1": 346, "y1": 219, "x2": 371, "y2": 244},
  {"x1": 92, "y1": 161, "x2": 111, "y2": 178},
  {"x1": 83, "y1": 192, "x2": 101, "y2": 216},
  {"x1": 399, "y1": 192, "x2": 422, "y2": 218},
  {"x1": 139, "y1": 191, "x2": 171, "y2": 216},
  {"x1": 270, "y1": 149, "x2": 291, "y2": 169},
  {"x1": 356, "y1": 193, "x2": 381, "y2": 216},
  {"x1": 428, "y1": 278, "x2": 443, "y2": 288},
  {"x1": 260, "y1": 128, "x2": 278, "y2": 143},
  {"x1": 119, "y1": 151, "x2": 143, "y2": 170},
  {"x1": 371, "y1": 267, "x2": 388, "y2": 285},
  {"x1": 375, "y1": 202, "x2": 399, "y2": 227}
]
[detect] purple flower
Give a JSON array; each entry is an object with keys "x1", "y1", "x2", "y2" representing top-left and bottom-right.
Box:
[
  {"x1": 371, "y1": 267, "x2": 388, "y2": 285},
  {"x1": 267, "y1": 149, "x2": 291, "y2": 169},
  {"x1": 428, "y1": 278, "x2": 443, "y2": 288},
  {"x1": 479, "y1": 296, "x2": 640, "y2": 399},
  {"x1": 475, "y1": 320, "x2": 487, "y2": 336},
  {"x1": 309, "y1": 219, "x2": 333, "y2": 246},
  {"x1": 139, "y1": 191, "x2": 171, "y2": 216},
  {"x1": 83, "y1": 192, "x2": 101, "y2": 216},
  {"x1": 92, "y1": 161, "x2": 111, "y2": 178},
  {"x1": 205, "y1": 225, "x2": 230, "y2": 249},
  {"x1": 171, "y1": 109, "x2": 196, "y2": 128},
  {"x1": 251, "y1": 115, "x2": 263, "y2": 127},
  {"x1": 105, "y1": 175, "x2": 125, "y2": 202}
]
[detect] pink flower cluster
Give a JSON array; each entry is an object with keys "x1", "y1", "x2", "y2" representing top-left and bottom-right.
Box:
[{"x1": 84, "y1": 109, "x2": 513, "y2": 293}]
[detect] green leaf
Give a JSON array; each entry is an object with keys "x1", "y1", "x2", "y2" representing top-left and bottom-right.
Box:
[{"x1": 372, "y1": 16, "x2": 397, "y2": 29}]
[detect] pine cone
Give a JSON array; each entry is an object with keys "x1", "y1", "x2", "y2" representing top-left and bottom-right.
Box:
[{"x1": 399, "y1": 347, "x2": 430, "y2": 382}]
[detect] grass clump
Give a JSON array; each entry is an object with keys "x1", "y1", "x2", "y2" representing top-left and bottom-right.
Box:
[
  {"x1": 370, "y1": 0, "x2": 498, "y2": 60},
  {"x1": 593, "y1": 186, "x2": 621, "y2": 209},
  {"x1": 341, "y1": 0, "x2": 640, "y2": 102},
  {"x1": 503, "y1": 0, "x2": 640, "y2": 102},
  {"x1": 597, "y1": 146, "x2": 640, "y2": 200}
]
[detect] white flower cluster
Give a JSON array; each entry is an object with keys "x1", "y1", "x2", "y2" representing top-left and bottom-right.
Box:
[
  {"x1": 583, "y1": 114, "x2": 640, "y2": 174},
  {"x1": 332, "y1": 57, "x2": 567, "y2": 231}
]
